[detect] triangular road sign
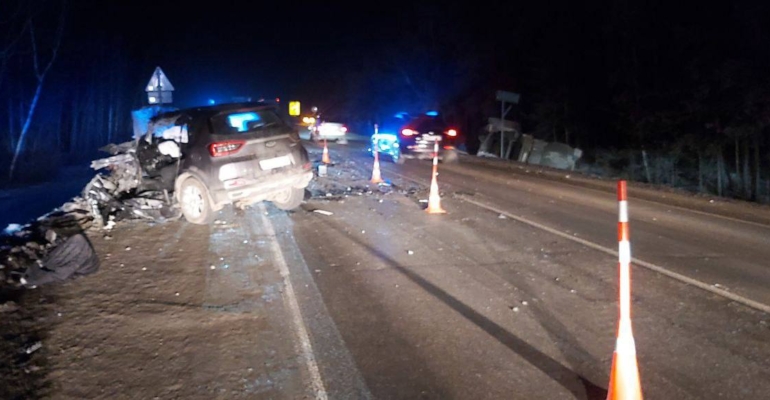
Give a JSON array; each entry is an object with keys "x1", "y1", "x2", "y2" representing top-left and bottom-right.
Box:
[{"x1": 145, "y1": 66, "x2": 174, "y2": 92}]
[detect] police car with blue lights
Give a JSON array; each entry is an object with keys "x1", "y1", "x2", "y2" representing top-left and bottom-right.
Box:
[{"x1": 369, "y1": 111, "x2": 459, "y2": 164}]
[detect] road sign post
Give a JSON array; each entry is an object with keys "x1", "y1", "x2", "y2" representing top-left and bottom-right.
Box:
[
  {"x1": 289, "y1": 101, "x2": 301, "y2": 116},
  {"x1": 500, "y1": 100, "x2": 505, "y2": 158},
  {"x1": 145, "y1": 67, "x2": 174, "y2": 105}
]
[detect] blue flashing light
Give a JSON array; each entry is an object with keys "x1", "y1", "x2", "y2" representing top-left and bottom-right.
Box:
[
  {"x1": 425, "y1": 110, "x2": 439, "y2": 116},
  {"x1": 208, "y1": 99, "x2": 216, "y2": 105},
  {"x1": 394, "y1": 112, "x2": 409, "y2": 119},
  {"x1": 227, "y1": 112, "x2": 260, "y2": 132}
]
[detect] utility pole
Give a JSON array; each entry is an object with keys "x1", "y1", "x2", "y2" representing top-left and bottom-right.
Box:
[{"x1": 495, "y1": 90, "x2": 520, "y2": 159}]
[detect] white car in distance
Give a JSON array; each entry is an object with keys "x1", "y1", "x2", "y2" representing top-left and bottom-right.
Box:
[{"x1": 310, "y1": 122, "x2": 348, "y2": 143}]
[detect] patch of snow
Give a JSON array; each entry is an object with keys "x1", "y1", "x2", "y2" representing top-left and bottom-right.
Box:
[{"x1": 3, "y1": 223, "x2": 24, "y2": 235}]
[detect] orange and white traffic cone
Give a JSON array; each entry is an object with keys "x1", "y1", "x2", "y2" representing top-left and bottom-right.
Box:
[
  {"x1": 606, "y1": 180, "x2": 643, "y2": 400},
  {"x1": 322, "y1": 139, "x2": 331, "y2": 164},
  {"x1": 426, "y1": 141, "x2": 446, "y2": 214},
  {"x1": 371, "y1": 141, "x2": 384, "y2": 184}
]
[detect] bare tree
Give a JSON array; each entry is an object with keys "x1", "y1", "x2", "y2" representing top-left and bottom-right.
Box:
[
  {"x1": 0, "y1": 3, "x2": 31, "y2": 96},
  {"x1": 7, "y1": 0, "x2": 66, "y2": 180}
]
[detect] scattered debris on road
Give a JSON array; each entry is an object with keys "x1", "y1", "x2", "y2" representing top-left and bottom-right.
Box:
[
  {"x1": 23, "y1": 342, "x2": 42, "y2": 355},
  {"x1": 1, "y1": 132, "x2": 195, "y2": 291},
  {"x1": 313, "y1": 209, "x2": 334, "y2": 216}
]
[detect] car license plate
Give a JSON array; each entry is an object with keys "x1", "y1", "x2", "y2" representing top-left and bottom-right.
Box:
[
  {"x1": 259, "y1": 155, "x2": 292, "y2": 170},
  {"x1": 424, "y1": 135, "x2": 441, "y2": 141}
]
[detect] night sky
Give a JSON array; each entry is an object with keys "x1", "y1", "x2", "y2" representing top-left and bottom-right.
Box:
[
  {"x1": 65, "y1": 2, "x2": 584, "y2": 107},
  {"x1": 68, "y1": 1, "x2": 416, "y2": 107},
  {"x1": 67, "y1": 1, "x2": 768, "y2": 110},
  {"x1": 9, "y1": 0, "x2": 770, "y2": 145}
]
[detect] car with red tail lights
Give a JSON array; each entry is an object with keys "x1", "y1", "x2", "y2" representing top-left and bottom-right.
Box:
[
  {"x1": 370, "y1": 112, "x2": 459, "y2": 164},
  {"x1": 169, "y1": 103, "x2": 313, "y2": 223},
  {"x1": 89, "y1": 102, "x2": 313, "y2": 225}
]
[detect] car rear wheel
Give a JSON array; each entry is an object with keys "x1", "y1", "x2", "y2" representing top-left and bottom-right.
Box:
[
  {"x1": 179, "y1": 178, "x2": 213, "y2": 225},
  {"x1": 272, "y1": 187, "x2": 304, "y2": 210}
]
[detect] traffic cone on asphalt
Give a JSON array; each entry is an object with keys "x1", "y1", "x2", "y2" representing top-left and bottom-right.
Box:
[
  {"x1": 371, "y1": 146, "x2": 384, "y2": 184},
  {"x1": 426, "y1": 141, "x2": 446, "y2": 214},
  {"x1": 606, "y1": 180, "x2": 643, "y2": 400},
  {"x1": 322, "y1": 139, "x2": 331, "y2": 164},
  {"x1": 606, "y1": 326, "x2": 643, "y2": 400}
]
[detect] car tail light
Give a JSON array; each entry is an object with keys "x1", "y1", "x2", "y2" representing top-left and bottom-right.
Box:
[
  {"x1": 401, "y1": 128, "x2": 416, "y2": 136},
  {"x1": 209, "y1": 140, "x2": 245, "y2": 157},
  {"x1": 446, "y1": 129, "x2": 457, "y2": 137},
  {"x1": 341, "y1": 126, "x2": 348, "y2": 133}
]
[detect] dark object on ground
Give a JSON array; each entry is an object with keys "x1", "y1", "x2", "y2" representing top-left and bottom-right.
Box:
[
  {"x1": 1, "y1": 198, "x2": 96, "y2": 290},
  {"x1": 22, "y1": 234, "x2": 99, "y2": 286}
]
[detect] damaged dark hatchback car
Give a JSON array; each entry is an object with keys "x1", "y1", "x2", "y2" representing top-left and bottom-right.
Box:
[{"x1": 87, "y1": 103, "x2": 313, "y2": 225}]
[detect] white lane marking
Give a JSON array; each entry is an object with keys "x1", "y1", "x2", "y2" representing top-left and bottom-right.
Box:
[
  {"x1": 442, "y1": 161, "x2": 770, "y2": 230},
  {"x1": 458, "y1": 195, "x2": 770, "y2": 315},
  {"x1": 385, "y1": 167, "x2": 770, "y2": 314},
  {"x1": 256, "y1": 203, "x2": 329, "y2": 400}
]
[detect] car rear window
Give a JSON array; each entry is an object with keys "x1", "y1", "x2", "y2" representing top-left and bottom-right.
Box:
[
  {"x1": 211, "y1": 110, "x2": 286, "y2": 135},
  {"x1": 412, "y1": 117, "x2": 446, "y2": 133}
]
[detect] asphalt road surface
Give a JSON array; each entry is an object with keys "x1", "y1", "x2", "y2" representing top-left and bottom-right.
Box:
[{"x1": 26, "y1": 139, "x2": 770, "y2": 399}]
